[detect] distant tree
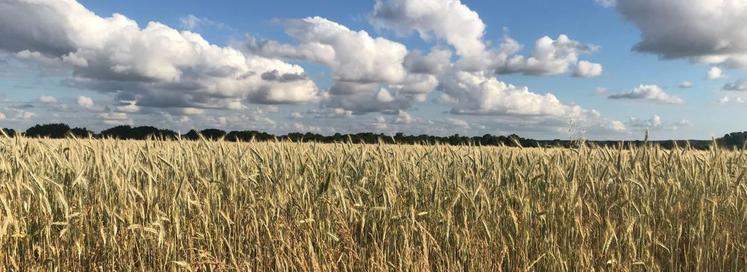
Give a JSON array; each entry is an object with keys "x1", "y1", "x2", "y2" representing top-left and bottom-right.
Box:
[
  {"x1": 1, "y1": 128, "x2": 16, "y2": 137},
  {"x1": 70, "y1": 127, "x2": 94, "y2": 138},
  {"x1": 8, "y1": 122, "x2": 727, "y2": 150},
  {"x1": 126, "y1": 126, "x2": 158, "y2": 140},
  {"x1": 100, "y1": 126, "x2": 133, "y2": 139},
  {"x1": 285, "y1": 132, "x2": 304, "y2": 142},
  {"x1": 97, "y1": 126, "x2": 178, "y2": 140},
  {"x1": 200, "y1": 129, "x2": 226, "y2": 140},
  {"x1": 25, "y1": 124, "x2": 70, "y2": 138},
  {"x1": 227, "y1": 130, "x2": 275, "y2": 142},
  {"x1": 183, "y1": 130, "x2": 200, "y2": 140},
  {"x1": 719, "y1": 132, "x2": 747, "y2": 148},
  {"x1": 156, "y1": 129, "x2": 179, "y2": 140}
]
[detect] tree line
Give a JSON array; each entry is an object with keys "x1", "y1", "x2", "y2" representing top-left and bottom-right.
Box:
[{"x1": 0, "y1": 123, "x2": 736, "y2": 150}]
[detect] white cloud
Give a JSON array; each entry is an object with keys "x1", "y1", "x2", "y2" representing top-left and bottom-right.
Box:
[
  {"x1": 242, "y1": 16, "x2": 437, "y2": 113},
  {"x1": 371, "y1": 0, "x2": 486, "y2": 58},
  {"x1": 651, "y1": 115, "x2": 663, "y2": 127},
  {"x1": 371, "y1": 0, "x2": 602, "y2": 77},
  {"x1": 394, "y1": 110, "x2": 415, "y2": 124},
  {"x1": 491, "y1": 35, "x2": 600, "y2": 76},
  {"x1": 678, "y1": 81, "x2": 693, "y2": 88},
  {"x1": 253, "y1": 17, "x2": 409, "y2": 84},
  {"x1": 611, "y1": 0, "x2": 747, "y2": 68},
  {"x1": 38, "y1": 95, "x2": 58, "y2": 104},
  {"x1": 77, "y1": 96, "x2": 94, "y2": 109},
  {"x1": 573, "y1": 60, "x2": 604, "y2": 78},
  {"x1": 0, "y1": 0, "x2": 319, "y2": 111},
  {"x1": 11, "y1": 109, "x2": 35, "y2": 120},
  {"x1": 0, "y1": 112, "x2": 5, "y2": 120},
  {"x1": 707, "y1": 67, "x2": 724, "y2": 80},
  {"x1": 608, "y1": 120, "x2": 627, "y2": 132},
  {"x1": 627, "y1": 115, "x2": 663, "y2": 129},
  {"x1": 439, "y1": 71, "x2": 584, "y2": 117},
  {"x1": 0, "y1": 0, "x2": 620, "y2": 137},
  {"x1": 608, "y1": 84, "x2": 684, "y2": 104},
  {"x1": 372, "y1": 115, "x2": 389, "y2": 130},
  {"x1": 368, "y1": 0, "x2": 610, "y2": 134}
]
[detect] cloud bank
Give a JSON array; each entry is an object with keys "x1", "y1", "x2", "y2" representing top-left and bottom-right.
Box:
[
  {"x1": 610, "y1": 0, "x2": 747, "y2": 68},
  {"x1": 0, "y1": 0, "x2": 319, "y2": 113}
]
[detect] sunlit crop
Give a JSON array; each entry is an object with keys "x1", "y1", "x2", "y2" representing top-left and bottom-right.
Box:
[{"x1": 1, "y1": 136, "x2": 745, "y2": 270}]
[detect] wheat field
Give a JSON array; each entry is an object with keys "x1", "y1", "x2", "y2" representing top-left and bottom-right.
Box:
[{"x1": 0, "y1": 136, "x2": 746, "y2": 271}]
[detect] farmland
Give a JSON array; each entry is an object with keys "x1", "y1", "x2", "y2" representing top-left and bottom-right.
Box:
[{"x1": 1, "y1": 136, "x2": 746, "y2": 271}]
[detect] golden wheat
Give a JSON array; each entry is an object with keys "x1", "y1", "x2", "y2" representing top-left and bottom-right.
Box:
[{"x1": 0, "y1": 136, "x2": 745, "y2": 271}]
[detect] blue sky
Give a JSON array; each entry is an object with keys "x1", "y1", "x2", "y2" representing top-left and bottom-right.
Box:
[{"x1": 1, "y1": 0, "x2": 746, "y2": 140}]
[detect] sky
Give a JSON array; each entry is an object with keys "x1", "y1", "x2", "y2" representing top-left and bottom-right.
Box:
[{"x1": 1, "y1": 0, "x2": 747, "y2": 140}]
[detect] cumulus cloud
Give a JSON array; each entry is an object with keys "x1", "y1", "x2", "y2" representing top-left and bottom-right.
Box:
[
  {"x1": 610, "y1": 0, "x2": 747, "y2": 67},
  {"x1": 371, "y1": 0, "x2": 486, "y2": 58},
  {"x1": 0, "y1": 0, "x2": 319, "y2": 112},
  {"x1": 38, "y1": 95, "x2": 58, "y2": 104},
  {"x1": 608, "y1": 85, "x2": 684, "y2": 104},
  {"x1": 372, "y1": 115, "x2": 389, "y2": 130},
  {"x1": 77, "y1": 96, "x2": 94, "y2": 109},
  {"x1": 242, "y1": 16, "x2": 438, "y2": 113},
  {"x1": 707, "y1": 67, "x2": 724, "y2": 80},
  {"x1": 367, "y1": 0, "x2": 605, "y2": 128},
  {"x1": 394, "y1": 110, "x2": 415, "y2": 124},
  {"x1": 403, "y1": 49, "x2": 452, "y2": 75},
  {"x1": 371, "y1": 0, "x2": 602, "y2": 77},
  {"x1": 573, "y1": 60, "x2": 604, "y2": 78},
  {"x1": 439, "y1": 71, "x2": 584, "y2": 117},
  {"x1": 627, "y1": 115, "x2": 662, "y2": 129},
  {"x1": 723, "y1": 79, "x2": 747, "y2": 91},
  {"x1": 366, "y1": 0, "x2": 615, "y2": 136},
  {"x1": 490, "y1": 35, "x2": 600, "y2": 76},
  {"x1": 247, "y1": 17, "x2": 409, "y2": 84},
  {"x1": 0, "y1": 0, "x2": 618, "y2": 137},
  {"x1": 9, "y1": 108, "x2": 34, "y2": 120},
  {"x1": 607, "y1": 120, "x2": 627, "y2": 132}
]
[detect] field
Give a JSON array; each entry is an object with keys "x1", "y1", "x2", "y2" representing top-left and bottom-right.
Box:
[{"x1": 1, "y1": 136, "x2": 746, "y2": 271}]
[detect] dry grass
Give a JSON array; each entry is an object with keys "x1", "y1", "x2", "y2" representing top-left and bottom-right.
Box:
[{"x1": 1, "y1": 136, "x2": 746, "y2": 271}]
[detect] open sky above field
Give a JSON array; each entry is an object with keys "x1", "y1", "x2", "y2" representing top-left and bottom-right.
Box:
[{"x1": 1, "y1": 0, "x2": 746, "y2": 140}]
